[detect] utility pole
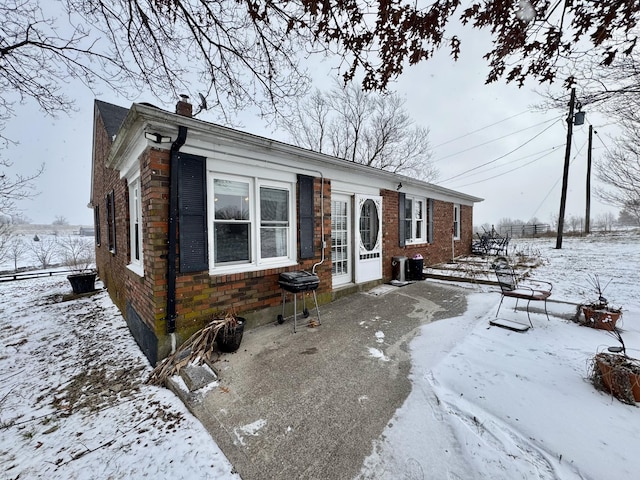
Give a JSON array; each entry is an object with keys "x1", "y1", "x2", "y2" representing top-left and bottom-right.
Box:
[
  {"x1": 556, "y1": 88, "x2": 576, "y2": 249},
  {"x1": 585, "y1": 125, "x2": 593, "y2": 234}
]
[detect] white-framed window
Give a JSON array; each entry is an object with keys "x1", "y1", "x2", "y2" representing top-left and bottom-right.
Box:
[
  {"x1": 404, "y1": 196, "x2": 426, "y2": 243},
  {"x1": 259, "y1": 185, "x2": 290, "y2": 259},
  {"x1": 453, "y1": 203, "x2": 461, "y2": 240},
  {"x1": 208, "y1": 172, "x2": 295, "y2": 273},
  {"x1": 128, "y1": 175, "x2": 144, "y2": 274}
]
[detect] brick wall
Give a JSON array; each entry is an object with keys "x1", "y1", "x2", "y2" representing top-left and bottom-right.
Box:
[
  {"x1": 161, "y1": 176, "x2": 332, "y2": 355},
  {"x1": 460, "y1": 204, "x2": 473, "y2": 256},
  {"x1": 95, "y1": 131, "x2": 334, "y2": 361},
  {"x1": 92, "y1": 109, "x2": 130, "y2": 314},
  {"x1": 93, "y1": 112, "x2": 164, "y2": 361},
  {"x1": 137, "y1": 148, "x2": 170, "y2": 332},
  {"x1": 381, "y1": 189, "x2": 473, "y2": 279}
]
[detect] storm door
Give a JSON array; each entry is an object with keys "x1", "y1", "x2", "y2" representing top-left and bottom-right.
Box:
[
  {"x1": 331, "y1": 194, "x2": 352, "y2": 286},
  {"x1": 354, "y1": 194, "x2": 383, "y2": 283}
]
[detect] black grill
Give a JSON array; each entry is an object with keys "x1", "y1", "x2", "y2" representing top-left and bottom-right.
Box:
[
  {"x1": 278, "y1": 271, "x2": 320, "y2": 293},
  {"x1": 277, "y1": 271, "x2": 321, "y2": 332}
]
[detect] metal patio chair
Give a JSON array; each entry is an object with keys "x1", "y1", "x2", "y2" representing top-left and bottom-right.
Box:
[{"x1": 491, "y1": 256, "x2": 553, "y2": 327}]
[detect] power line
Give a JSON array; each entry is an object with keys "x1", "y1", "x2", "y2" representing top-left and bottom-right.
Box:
[
  {"x1": 450, "y1": 144, "x2": 563, "y2": 181},
  {"x1": 594, "y1": 129, "x2": 615, "y2": 157},
  {"x1": 439, "y1": 118, "x2": 563, "y2": 184},
  {"x1": 433, "y1": 116, "x2": 561, "y2": 163},
  {"x1": 449, "y1": 145, "x2": 562, "y2": 188},
  {"x1": 431, "y1": 109, "x2": 532, "y2": 149},
  {"x1": 529, "y1": 140, "x2": 587, "y2": 219},
  {"x1": 446, "y1": 145, "x2": 561, "y2": 186}
]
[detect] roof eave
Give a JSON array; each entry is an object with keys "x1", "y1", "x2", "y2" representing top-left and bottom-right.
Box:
[{"x1": 108, "y1": 102, "x2": 483, "y2": 204}]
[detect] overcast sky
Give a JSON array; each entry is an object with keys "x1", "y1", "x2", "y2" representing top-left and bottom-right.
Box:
[{"x1": 3, "y1": 26, "x2": 618, "y2": 228}]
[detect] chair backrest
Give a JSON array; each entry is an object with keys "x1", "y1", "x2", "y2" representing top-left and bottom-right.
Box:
[{"x1": 492, "y1": 257, "x2": 517, "y2": 292}]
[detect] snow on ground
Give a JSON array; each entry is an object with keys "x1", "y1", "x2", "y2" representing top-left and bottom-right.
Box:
[
  {"x1": 358, "y1": 231, "x2": 640, "y2": 480},
  {"x1": 1, "y1": 231, "x2": 638, "y2": 479},
  {"x1": 0, "y1": 276, "x2": 239, "y2": 479}
]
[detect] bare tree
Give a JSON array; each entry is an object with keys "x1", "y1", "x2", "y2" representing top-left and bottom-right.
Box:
[
  {"x1": 541, "y1": 49, "x2": 640, "y2": 119},
  {"x1": 0, "y1": 221, "x2": 11, "y2": 266},
  {"x1": 52, "y1": 215, "x2": 69, "y2": 226},
  {"x1": 497, "y1": 218, "x2": 527, "y2": 230},
  {"x1": 567, "y1": 215, "x2": 584, "y2": 233},
  {"x1": 7, "y1": 235, "x2": 28, "y2": 272},
  {"x1": 0, "y1": 160, "x2": 43, "y2": 218},
  {"x1": 595, "y1": 212, "x2": 617, "y2": 232},
  {"x1": 2, "y1": 0, "x2": 310, "y2": 128},
  {"x1": 28, "y1": 236, "x2": 58, "y2": 269},
  {"x1": 281, "y1": 82, "x2": 437, "y2": 181},
  {"x1": 10, "y1": 213, "x2": 31, "y2": 225},
  {"x1": 618, "y1": 206, "x2": 640, "y2": 227},
  {"x1": 596, "y1": 111, "x2": 640, "y2": 226},
  {"x1": 475, "y1": 222, "x2": 492, "y2": 234},
  {"x1": 58, "y1": 235, "x2": 94, "y2": 272},
  {"x1": 617, "y1": 201, "x2": 640, "y2": 227},
  {"x1": 2, "y1": 1, "x2": 639, "y2": 129}
]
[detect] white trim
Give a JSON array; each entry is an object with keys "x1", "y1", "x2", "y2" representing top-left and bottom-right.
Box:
[
  {"x1": 404, "y1": 195, "x2": 427, "y2": 244},
  {"x1": 127, "y1": 263, "x2": 144, "y2": 278},
  {"x1": 206, "y1": 165, "x2": 297, "y2": 274},
  {"x1": 114, "y1": 134, "x2": 148, "y2": 179},
  {"x1": 354, "y1": 194, "x2": 383, "y2": 284},
  {"x1": 331, "y1": 194, "x2": 352, "y2": 287},
  {"x1": 453, "y1": 203, "x2": 461, "y2": 241},
  {"x1": 126, "y1": 172, "x2": 144, "y2": 274},
  {"x1": 205, "y1": 156, "x2": 296, "y2": 183}
]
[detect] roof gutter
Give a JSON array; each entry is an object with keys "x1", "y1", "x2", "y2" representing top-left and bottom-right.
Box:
[
  {"x1": 167, "y1": 125, "x2": 187, "y2": 339},
  {"x1": 127, "y1": 103, "x2": 483, "y2": 204}
]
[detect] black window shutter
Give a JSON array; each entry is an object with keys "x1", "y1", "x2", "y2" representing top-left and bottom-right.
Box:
[
  {"x1": 177, "y1": 153, "x2": 208, "y2": 273},
  {"x1": 398, "y1": 192, "x2": 406, "y2": 247},
  {"x1": 427, "y1": 199, "x2": 434, "y2": 244},
  {"x1": 107, "y1": 191, "x2": 116, "y2": 253},
  {"x1": 298, "y1": 175, "x2": 315, "y2": 259},
  {"x1": 94, "y1": 205, "x2": 101, "y2": 246}
]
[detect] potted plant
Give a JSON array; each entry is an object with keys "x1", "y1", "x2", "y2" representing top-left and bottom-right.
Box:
[
  {"x1": 579, "y1": 274, "x2": 622, "y2": 331},
  {"x1": 213, "y1": 312, "x2": 246, "y2": 353},
  {"x1": 591, "y1": 330, "x2": 640, "y2": 404},
  {"x1": 59, "y1": 236, "x2": 97, "y2": 294}
]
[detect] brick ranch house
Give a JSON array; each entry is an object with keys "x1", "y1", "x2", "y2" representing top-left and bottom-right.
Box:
[{"x1": 90, "y1": 98, "x2": 482, "y2": 365}]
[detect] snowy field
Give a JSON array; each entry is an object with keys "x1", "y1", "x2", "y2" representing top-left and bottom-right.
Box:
[
  {"x1": 0, "y1": 232, "x2": 94, "y2": 274},
  {"x1": 0, "y1": 276, "x2": 239, "y2": 479},
  {"x1": 1, "y1": 230, "x2": 638, "y2": 479},
  {"x1": 359, "y1": 231, "x2": 640, "y2": 480}
]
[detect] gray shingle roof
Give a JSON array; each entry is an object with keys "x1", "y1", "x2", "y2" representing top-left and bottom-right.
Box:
[{"x1": 95, "y1": 100, "x2": 129, "y2": 139}]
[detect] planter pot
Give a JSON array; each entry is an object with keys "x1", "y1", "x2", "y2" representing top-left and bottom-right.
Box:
[
  {"x1": 594, "y1": 352, "x2": 640, "y2": 404},
  {"x1": 215, "y1": 317, "x2": 245, "y2": 353},
  {"x1": 67, "y1": 272, "x2": 97, "y2": 294},
  {"x1": 581, "y1": 305, "x2": 621, "y2": 331}
]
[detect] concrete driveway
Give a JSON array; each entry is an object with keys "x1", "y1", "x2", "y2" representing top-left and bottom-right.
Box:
[{"x1": 178, "y1": 280, "x2": 470, "y2": 479}]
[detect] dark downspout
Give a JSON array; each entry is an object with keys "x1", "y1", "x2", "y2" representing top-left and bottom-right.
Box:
[{"x1": 167, "y1": 125, "x2": 187, "y2": 336}]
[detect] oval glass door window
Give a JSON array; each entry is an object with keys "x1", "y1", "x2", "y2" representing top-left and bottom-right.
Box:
[{"x1": 359, "y1": 199, "x2": 379, "y2": 251}]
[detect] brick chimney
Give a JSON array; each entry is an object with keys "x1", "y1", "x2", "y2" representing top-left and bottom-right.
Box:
[{"x1": 176, "y1": 94, "x2": 193, "y2": 117}]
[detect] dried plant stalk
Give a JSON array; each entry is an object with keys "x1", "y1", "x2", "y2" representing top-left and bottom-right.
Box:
[{"x1": 147, "y1": 314, "x2": 237, "y2": 386}]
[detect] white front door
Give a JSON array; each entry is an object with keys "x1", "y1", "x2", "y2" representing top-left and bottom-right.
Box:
[
  {"x1": 331, "y1": 195, "x2": 352, "y2": 286},
  {"x1": 354, "y1": 194, "x2": 383, "y2": 283}
]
